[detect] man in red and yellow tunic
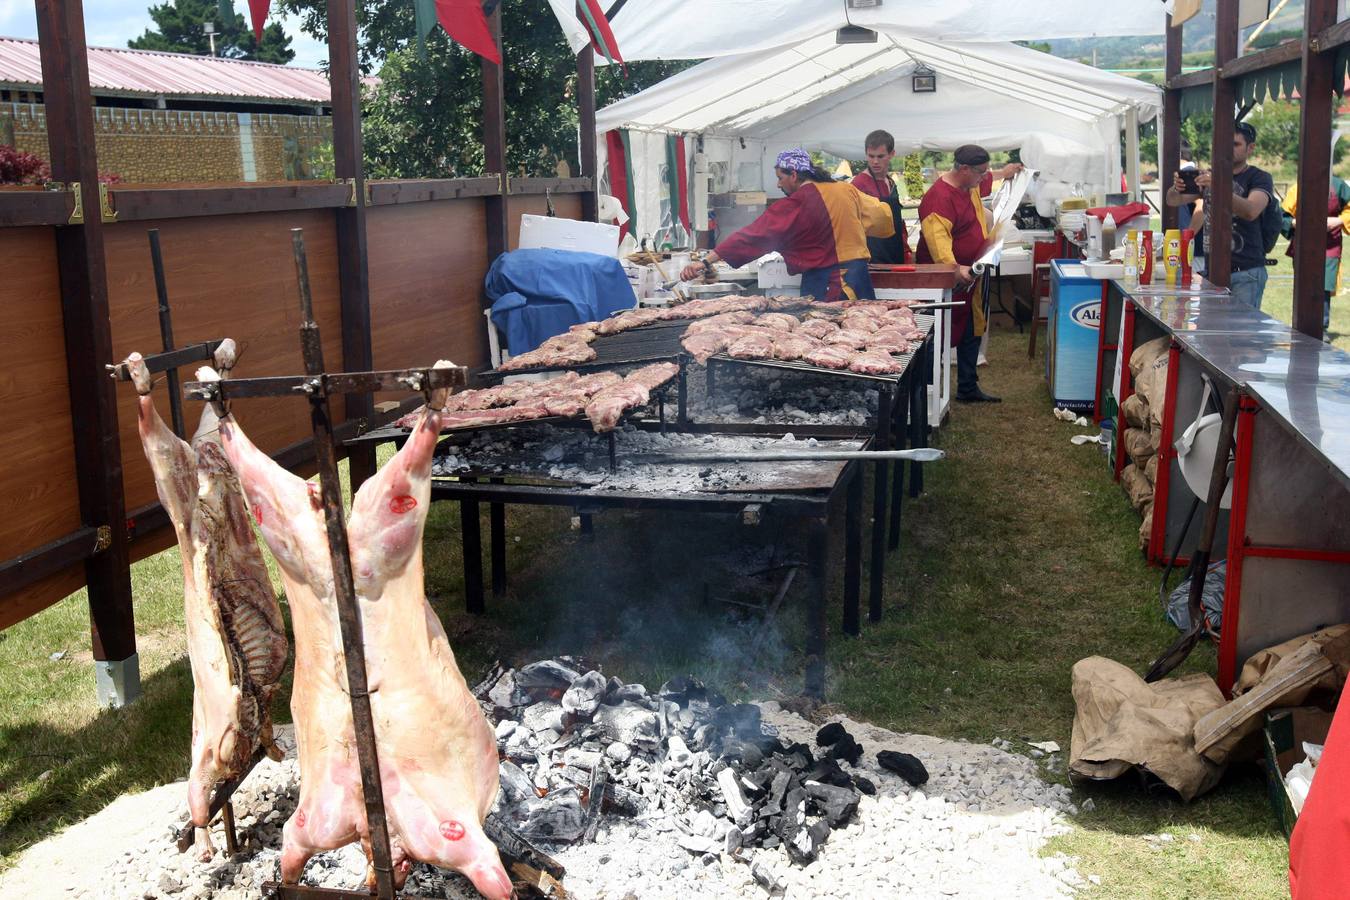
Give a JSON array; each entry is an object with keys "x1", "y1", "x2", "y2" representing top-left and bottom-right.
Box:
[
  {"x1": 916, "y1": 144, "x2": 999, "y2": 403},
  {"x1": 682, "y1": 148, "x2": 894, "y2": 302},
  {"x1": 850, "y1": 129, "x2": 909, "y2": 264}
]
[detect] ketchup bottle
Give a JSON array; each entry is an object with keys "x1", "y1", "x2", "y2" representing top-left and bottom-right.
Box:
[
  {"x1": 1180, "y1": 228, "x2": 1194, "y2": 284},
  {"x1": 1140, "y1": 231, "x2": 1154, "y2": 285}
]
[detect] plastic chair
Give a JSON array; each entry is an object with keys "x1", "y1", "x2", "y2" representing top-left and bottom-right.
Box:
[{"x1": 1026, "y1": 241, "x2": 1058, "y2": 359}]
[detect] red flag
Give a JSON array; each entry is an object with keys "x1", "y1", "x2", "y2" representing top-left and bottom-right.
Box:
[
  {"x1": 674, "y1": 134, "x2": 691, "y2": 234},
  {"x1": 577, "y1": 0, "x2": 625, "y2": 74},
  {"x1": 605, "y1": 130, "x2": 630, "y2": 240},
  {"x1": 248, "y1": 0, "x2": 270, "y2": 40},
  {"x1": 435, "y1": 0, "x2": 502, "y2": 64}
]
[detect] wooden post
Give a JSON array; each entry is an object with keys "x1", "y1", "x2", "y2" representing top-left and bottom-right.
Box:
[
  {"x1": 1208, "y1": 1, "x2": 1238, "y2": 285},
  {"x1": 1161, "y1": 14, "x2": 1181, "y2": 232},
  {"x1": 482, "y1": 6, "x2": 508, "y2": 264},
  {"x1": 576, "y1": 29, "x2": 598, "y2": 223},
  {"x1": 1294, "y1": 0, "x2": 1338, "y2": 340},
  {"x1": 35, "y1": 0, "x2": 139, "y2": 706},
  {"x1": 327, "y1": 0, "x2": 376, "y2": 490}
]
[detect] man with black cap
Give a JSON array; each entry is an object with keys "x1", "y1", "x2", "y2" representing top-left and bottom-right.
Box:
[{"x1": 916, "y1": 144, "x2": 1000, "y2": 403}]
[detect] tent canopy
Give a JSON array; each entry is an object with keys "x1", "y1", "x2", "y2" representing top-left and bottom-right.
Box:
[
  {"x1": 597, "y1": 33, "x2": 1160, "y2": 187},
  {"x1": 549, "y1": 0, "x2": 1162, "y2": 61}
]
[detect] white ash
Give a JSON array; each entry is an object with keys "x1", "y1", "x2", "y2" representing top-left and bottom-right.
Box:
[
  {"x1": 6, "y1": 682, "x2": 1083, "y2": 900},
  {"x1": 432, "y1": 426, "x2": 861, "y2": 494},
  {"x1": 684, "y1": 363, "x2": 880, "y2": 428}
]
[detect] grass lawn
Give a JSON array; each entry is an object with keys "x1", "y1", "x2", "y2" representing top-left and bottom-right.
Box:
[{"x1": 0, "y1": 327, "x2": 1293, "y2": 897}]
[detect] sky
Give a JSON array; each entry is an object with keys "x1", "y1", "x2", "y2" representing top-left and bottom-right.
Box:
[{"x1": 0, "y1": 0, "x2": 330, "y2": 68}]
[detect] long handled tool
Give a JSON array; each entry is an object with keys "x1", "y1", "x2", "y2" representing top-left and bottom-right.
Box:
[
  {"x1": 619, "y1": 447, "x2": 944, "y2": 465},
  {"x1": 1143, "y1": 385, "x2": 1241, "y2": 683}
]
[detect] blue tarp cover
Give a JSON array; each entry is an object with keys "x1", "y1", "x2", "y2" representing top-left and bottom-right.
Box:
[{"x1": 487, "y1": 249, "x2": 634, "y2": 355}]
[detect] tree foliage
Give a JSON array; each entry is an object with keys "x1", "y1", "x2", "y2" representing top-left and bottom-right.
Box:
[
  {"x1": 130, "y1": 0, "x2": 294, "y2": 65},
  {"x1": 276, "y1": 0, "x2": 693, "y2": 178}
]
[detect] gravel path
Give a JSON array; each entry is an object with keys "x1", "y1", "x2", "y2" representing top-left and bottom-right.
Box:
[{"x1": 0, "y1": 707, "x2": 1085, "y2": 899}]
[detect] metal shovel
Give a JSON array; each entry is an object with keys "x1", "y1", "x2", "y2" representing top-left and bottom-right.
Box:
[{"x1": 1143, "y1": 385, "x2": 1240, "y2": 683}]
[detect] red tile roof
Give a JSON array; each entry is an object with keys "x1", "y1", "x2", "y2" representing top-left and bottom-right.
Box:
[{"x1": 0, "y1": 35, "x2": 356, "y2": 106}]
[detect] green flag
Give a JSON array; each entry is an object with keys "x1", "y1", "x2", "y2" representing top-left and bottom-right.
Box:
[{"x1": 413, "y1": 0, "x2": 437, "y2": 58}]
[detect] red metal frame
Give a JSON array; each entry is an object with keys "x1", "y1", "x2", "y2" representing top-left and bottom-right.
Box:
[
  {"x1": 1243, "y1": 546, "x2": 1350, "y2": 564},
  {"x1": 1217, "y1": 395, "x2": 1259, "y2": 695},
  {"x1": 1147, "y1": 342, "x2": 1183, "y2": 564},
  {"x1": 1114, "y1": 303, "x2": 1136, "y2": 480},
  {"x1": 1093, "y1": 280, "x2": 1116, "y2": 423}
]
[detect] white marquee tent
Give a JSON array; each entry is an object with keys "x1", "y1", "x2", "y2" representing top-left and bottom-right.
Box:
[{"x1": 590, "y1": 32, "x2": 1162, "y2": 244}]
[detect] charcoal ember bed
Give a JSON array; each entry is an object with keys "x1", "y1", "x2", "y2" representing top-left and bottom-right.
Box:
[
  {"x1": 684, "y1": 365, "x2": 880, "y2": 428},
  {"x1": 431, "y1": 426, "x2": 862, "y2": 493}
]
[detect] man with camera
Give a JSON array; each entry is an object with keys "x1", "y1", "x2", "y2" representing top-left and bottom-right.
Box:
[{"x1": 1166, "y1": 122, "x2": 1275, "y2": 309}]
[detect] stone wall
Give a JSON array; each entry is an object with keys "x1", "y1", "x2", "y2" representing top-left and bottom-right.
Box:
[{"x1": 2, "y1": 102, "x2": 332, "y2": 183}]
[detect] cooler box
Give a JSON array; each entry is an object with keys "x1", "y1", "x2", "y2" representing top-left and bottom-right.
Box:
[{"x1": 1045, "y1": 259, "x2": 1101, "y2": 414}]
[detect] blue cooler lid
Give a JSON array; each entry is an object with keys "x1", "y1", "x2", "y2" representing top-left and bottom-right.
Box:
[{"x1": 1051, "y1": 259, "x2": 1096, "y2": 283}]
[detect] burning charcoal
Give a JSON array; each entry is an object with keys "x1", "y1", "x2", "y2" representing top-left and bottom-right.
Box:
[
  {"x1": 690, "y1": 723, "x2": 718, "y2": 751},
  {"x1": 816, "y1": 722, "x2": 847, "y2": 747},
  {"x1": 562, "y1": 670, "x2": 607, "y2": 718},
  {"x1": 498, "y1": 761, "x2": 536, "y2": 804},
  {"x1": 665, "y1": 735, "x2": 693, "y2": 769},
  {"x1": 606, "y1": 681, "x2": 651, "y2": 705},
  {"x1": 787, "y1": 819, "x2": 831, "y2": 864},
  {"x1": 740, "y1": 743, "x2": 765, "y2": 769},
  {"x1": 487, "y1": 669, "x2": 531, "y2": 711},
  {"x1": 802, "y1": 757, "x2": 853, "y2": 789},
  {"x1": 740, "y1": 772, "x2": 769, "y2": 799},
  {"x1": 783, "y1": 787, "x2": 807, "y2": 826},
  {"x1": 563, "y1": 747, "x2": 602, "y2": 770},
  {"x1": 751, "y1": 861, "x2": 786, "y2": 895},
  {"x1": 716, "y1": 767, "x2": 753, "y2": 826},
  {"x1": 782, "y1": 742, "x2": 815, "y2": 770},
  {"x1": 765, "y1": 770, "x2": 792, "y2": 815},
  {"x1": 602, "y1": 783, "x2": 647, "y2": 817},
  {"x1": 555, "y1": 765, "x2": 592, "y2": 790},
  {"x1": 605, "y1": 741, "x2": 632, "y2": 764},
  {"x1": 495, "y1": 719, "x2": 518, "y2": 742},
  {"x1": 716, "y1": 703, "x2": 763, "y2": 739},
  {"x1": 803, "y1": 781, "x2": 860, "y2": 827},
  {"x1": 522, "y1": 701, "x2": 565, "y2": 735},
  {"x1": 854, "y1": 775, "x2": 876, "y2": 796},
  {"x1": 827, "y1": 733, "x2": 863, "y2": 767},
  {"x1": 516, "y1": 789, "x2": 586, "y2": 843},
  {"x1": 877, "y1": 750, "x2": 929, "y2": 787},
  {"x1": 658, "y1": 675, "x2": 705, "y2": 706},
  {"x1": 762, "y1": 835, "x2": 780, "y2": 850},
  {"x1": 725, "y1": 826, "x2": 743, "y2": 854},
  {"x1": 516, "y1": 659, "x2": 583, "y2": 693},
  {"x1": 594, "y1": 702, "x2": 660, "y2": 751}
]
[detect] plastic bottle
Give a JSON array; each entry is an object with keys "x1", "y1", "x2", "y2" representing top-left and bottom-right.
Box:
[
  {"x1": 1102, "y1": 213, "x2": 1118, "y2": 258},
  {"x1": 1140, "y1": 231, "x2": 1154, "y2": 285},
  {"x1": 1123, "y1": 230, "x2": 1139, "y2": 286},
  {"x1": 1180, "y1": 228, "x2": 1194, "y2": 284},
  {"x1": 1163, "y1": 228, "x2": 1182, "y2": 285}
]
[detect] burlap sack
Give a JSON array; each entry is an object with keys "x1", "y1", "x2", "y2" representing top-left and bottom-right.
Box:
[
  {"x1": 1145, "y1": 453, "x2": 1159, "y2": 485},
  {"x1": 1139, "y1": 500, "x2": 1153, "y2": 551},
  {"x1": 1125, "y1": 427, "x2": 1155, "y2": 465},
  {"x1": 1121, "y1": 392, "x2": 1150, "y2": 429},
  {"x1": 1070, "y1": 656, "x2": 1226, "y2": 801},
  {"x1": 1130, "y1": 336, "x2": 1170, "y2": 379},
  {"x1": 1121, "y1": 463, "x2": 1153, "y2": 512},
  {"x1": 1136, "y1": 354, "x2": 1171, "y2": 427},
  {"x1": 1149, "y1": 425, "x2": 1162, "y2": 452},
  {"x1": 1192, "y1": 625, "x2": 1350, "y2": 765}
]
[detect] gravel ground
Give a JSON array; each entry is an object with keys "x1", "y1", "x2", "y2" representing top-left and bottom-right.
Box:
[{"x1": 0, "y1": 706, "x2": 1087, "y2": 900}]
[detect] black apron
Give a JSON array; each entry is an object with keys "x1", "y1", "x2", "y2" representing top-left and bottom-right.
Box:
[{"x1": 862, "y1": 173, "x2": 907, "y2": 264}]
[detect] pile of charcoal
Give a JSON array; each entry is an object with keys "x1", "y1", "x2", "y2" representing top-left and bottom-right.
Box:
[{"x1": 481, "y1": 657, "x2": 931, "y2": 874}]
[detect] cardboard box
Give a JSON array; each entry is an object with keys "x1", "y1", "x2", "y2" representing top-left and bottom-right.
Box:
[{"x1": 1263, "y1": 706, "x2": 1334, "y2": 839}]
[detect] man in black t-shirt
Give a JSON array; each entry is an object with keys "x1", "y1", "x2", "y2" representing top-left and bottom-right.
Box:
[{"x1": 1166, "y1": 122, "x2": 1274, "y2": 310}]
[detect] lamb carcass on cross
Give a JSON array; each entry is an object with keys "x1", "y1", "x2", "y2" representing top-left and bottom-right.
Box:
[
  {"x1": 201, "y1": 361, "x2": 510, "y2": 899},
  {"x1": 122, "y1": 342, "x2": 288, "y2": 861}
]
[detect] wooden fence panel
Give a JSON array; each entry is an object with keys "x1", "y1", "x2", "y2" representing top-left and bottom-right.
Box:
[
  {"x1": 367, "y1": 199, "x2": 490, "y2": 405},
  {"x1": 103, "y1": 210, "x2": 346, "y2": 521},
  {"x1": 0, "y1": 227, "x2": 87, "y2": 625}
]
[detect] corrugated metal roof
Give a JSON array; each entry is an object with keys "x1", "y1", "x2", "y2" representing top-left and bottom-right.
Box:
[{"x1": 0, "y1": 36, "x2": 339, "y2": 106}]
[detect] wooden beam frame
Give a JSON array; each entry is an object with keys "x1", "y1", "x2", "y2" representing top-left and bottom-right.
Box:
[
  {"x1": 1207, "y1": 0, "x2": 1238, "y2": 285},
  {"x1": 1161, "y1": 14, "x2": 1181, "y2": 233},
  {"x1": 0, "y1": 187, "x2": 75, "y2": 226},
  {"x1": 509, "y1": 177, "x2": 593, "y2": 195},
  {"x1": 109, "y1": 183, "x2": 351, "y2": 221},
  {"x1": 326, "y1": 0, "x2": 376, "y2": 490},
  {"x1": 1293, "y1": 0, "x2": 1339, "y2": 339},
  {"x1": 35, "y1": 0, "x2": 137, "y2": 676},
  {"x1": 482, "y1": 6, "x2": 508, "y2": 264},
  {"x1": 576, "y1": 20, "x2": 598, "y2": 223}
]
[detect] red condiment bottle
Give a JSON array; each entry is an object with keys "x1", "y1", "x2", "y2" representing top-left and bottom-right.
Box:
[
  {"x1": 1180, "y1": 228, "x2": 1194, "y2": 283},
  {"x1": 1140, "y1": 231, "x2": 1154, "y2": 285}
]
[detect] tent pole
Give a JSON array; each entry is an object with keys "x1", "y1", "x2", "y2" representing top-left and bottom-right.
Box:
[
  {"x1": 1293, "y1": 0, "x2": 1337, "y2": 340},
  {"x1": 576, "y1": 16, "x2": 598, "y2": 223},
  {"x1": 1125, "y1": 106, "x2": 1140, "y2": 202},
  {"x1": 1161, "y1": 13, "x2": 1180, "y2": 232}
]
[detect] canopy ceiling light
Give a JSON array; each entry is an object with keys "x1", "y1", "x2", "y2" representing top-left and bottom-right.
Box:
[
  {"x1": 836, "y1": 25, "x2": 878, "y2": 44},
  {"x1": 846, "y1": 0, "x2": 883, "y2": 7},
  {"x1": 912, "y1": 63, "x2": 936, "y2": 93}
]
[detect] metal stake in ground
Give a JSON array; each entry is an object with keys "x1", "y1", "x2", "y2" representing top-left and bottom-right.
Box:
[{"x1": 290, "y1": 227, "x2": 397, "y2": 900}]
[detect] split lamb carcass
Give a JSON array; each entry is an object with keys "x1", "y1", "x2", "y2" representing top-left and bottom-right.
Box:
[
  {"x1": 682, "y1": 331, "x2": 731, "y2": 364},
  {"x1": 123, "y1": 344, "x2": 287, "y2": 862},
  {"x1": 201, "y1": 362, "x2": 511, "y2": 899},
  {"x1": 624, "y1": 361, "x2": 681, "y2": 390},
  {"x1": 585, "y1": 381, "x2": 650, "y2": 432}
]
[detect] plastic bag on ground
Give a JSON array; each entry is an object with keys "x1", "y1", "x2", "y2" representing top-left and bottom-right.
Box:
[{"x1": 1165, "y1": 561, "x2": 1226, "y2": 633}]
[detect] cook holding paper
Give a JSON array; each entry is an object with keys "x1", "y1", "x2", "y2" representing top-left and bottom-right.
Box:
[{"x1": 680, "y1": 148, "x2": 895, "y2": 302}]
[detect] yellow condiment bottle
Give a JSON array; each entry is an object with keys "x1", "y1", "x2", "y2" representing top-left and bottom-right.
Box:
[{"x1": 1163, "y1": 228, "x2": 1181, "y2": 285}]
